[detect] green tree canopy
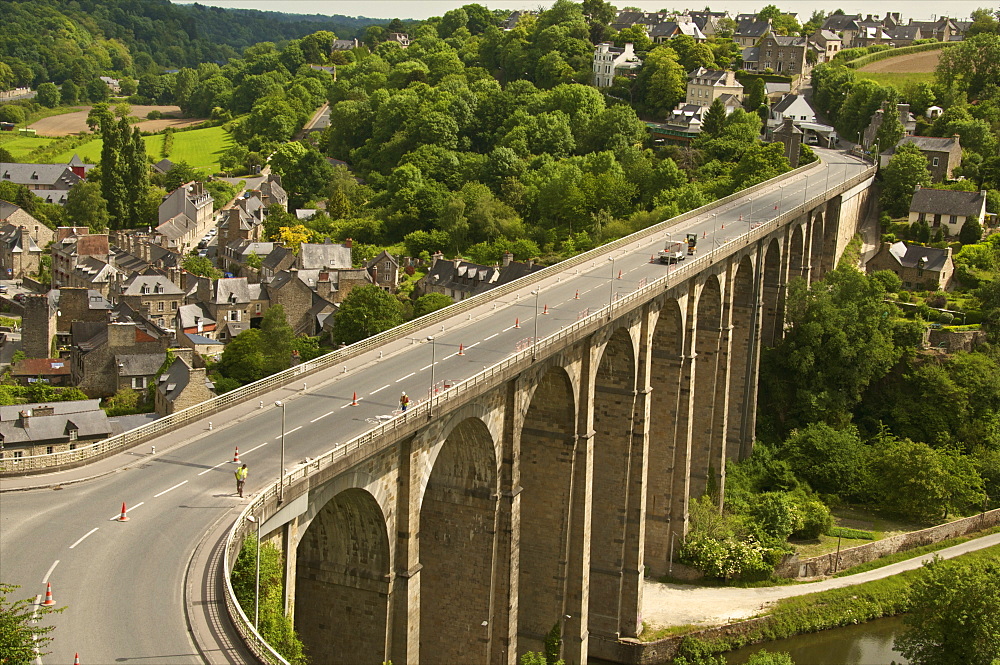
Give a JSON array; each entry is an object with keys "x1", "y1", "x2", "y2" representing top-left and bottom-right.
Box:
[
  {"x1": 413, "y1": 292, "x2": 454, "y2": 318},
  {"x1": 881, "y1": 143, "x2": 932, "y2": 217},
  {"x1": 259, "y1": 304, "x2": 295, "y2": 375},
  {"x1": 217, "y1": 329, "x2": 267, "y2": 384},
  {"x1": 64, "y1": 180, "x2": 109, "y2": 232},
  {"x1": 331, "y1": 284, "x2": 405, "y2": 345}
]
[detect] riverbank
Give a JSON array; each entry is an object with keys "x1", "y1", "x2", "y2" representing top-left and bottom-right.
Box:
[{"x1": 604, "y1": 538, "x2": 1000, "y2": 664}]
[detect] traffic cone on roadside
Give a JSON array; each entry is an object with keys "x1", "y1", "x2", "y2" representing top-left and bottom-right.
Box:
[
  {"x1": 514, "y1": 318, "x2": 521, "y2": 329},
  {"x1": 739, "y1": 213, "x2": 743, "y2": 221},
  {"x1": 351, "y1": 391, "x2": 359, "y2": 406},
  {"x1": 574, "y1": 290, "x2": 579, "y2": 299},
  {"x1": 542, "y1": 304, "x2": 549, "y2": 315},
  {"x1": 617, "y1": 270, "x2": 622, "y2": 279},
  {"x1": 117, "y1": 502, "x2": 129, "y2": 522},
  {"x1": 458, "y1": 343, "x2": 465, "y2": 356},
  {"x1": 650, "y1": 254, "x2": 655, "y2": 262},
  {"x1": 41, "y1": 582, "x2": 56, "y2": 606},
  {"x1": 73, "y1": 654, "x2": 80, "y2": 665},
  {"x1": 721, "y1": 223, "x2": 725, "y2": 229},
  {"x1": 232, "y1": 447, "x2": 240, "y2": 464}
]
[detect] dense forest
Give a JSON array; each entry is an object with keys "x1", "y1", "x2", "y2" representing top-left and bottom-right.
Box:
[{"x1": 0, "y1": 0, "x2": 385, "y2": 87}]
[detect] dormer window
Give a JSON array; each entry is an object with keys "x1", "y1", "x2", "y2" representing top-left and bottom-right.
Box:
[{"x1": 141, "y1": 284, "x2": 150, "y2": 294}]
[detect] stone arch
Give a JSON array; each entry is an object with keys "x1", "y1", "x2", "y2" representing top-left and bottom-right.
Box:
[
  {"x1": 726, "y1": 257, "x2": 756, "y2": 462},
  {"x1": 295, "y1": 488, "x2": 390, "y2": 665},
  {"x1": 419, "y1": 416, "x2": 497, "y2": 665},
  {"x1": 589, "y1": 327, "x2": 637, "y2": 638},
  {"x1": 822, "y1": 201, "x2": 840, "y2": 276},
  {"x1": 810, "y1": 211, "x2": 825, "y2": 283},
  {"x1": 690, "y1": 275, "x2": 722, "y2": 502},
  {"x1": 517, "y1": 366, "x2": 577, "y2": 657},
  {"x1": 761, "y1": 239, "x2": 782, "y2": 347},
  {"x1": 789, "y1": 222, "x2": 806, "y2": 280},
  {"x1": 644, "y1": 299, "x2": 686, "y2": 576}
]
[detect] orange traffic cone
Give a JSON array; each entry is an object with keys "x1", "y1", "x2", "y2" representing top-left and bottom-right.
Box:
[
  {"x1": 617, "y1": 270, "x2": 622, "y2": 279},
  {"x1": 739, "y1": 213, "x2": 743, "y2": 221},
  {"x1": 73, "y1": 654, "x2": 80, "y2": 665},
  {"x1": 703, "y1": 231, "x2": 707, "y2": 238},
  {"x1": 117, "y1": 502, "x2": 129, "y2": 522},
  {"x1": 542, "y1": 304, "x2": 549, "y2": 315},
  {"x1": 350, "y1": 391, "x2": 359, "y2": 406},
  {"x1": 774, "y1": 203, "x2": 778, "y2": 209},
  {"x1": 721, "y1": 223, "x2": 725, "y2": 229},
  {"x1": 41, "y1": 582, "x2": 56, "y2": 607},
  {"x1": 574, "y1": 290, "x2": 579, "y2": 299},
  {"x1": 514, "y1": 318, "x2": 521, "y2": 329},
  {"x1": 458, "y1": 343, "x2": 465, "y2": 356},
  {"x1": 650, "y1": 254, "x2": 655, "y2": 262},
  {"x1": 232, "y1": 447, "x2": 240, "y2": 464}
]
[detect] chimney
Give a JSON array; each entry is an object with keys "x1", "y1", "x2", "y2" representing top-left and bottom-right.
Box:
[
  {"x1": 452, "y1": 257, "x2": 462, "y2": 269},
  {"x1": 432, "y1": 251, "x2": 443, "y2": 266},
  {"x1": 502, "y1": 251, "x2": 514, "y2": 267},
  {"x1": 18, "y1": 409, "x2": 30, "y2": 427},
  {"x1": 344, "y1": 238, "x2": 353, "y2": 248},
  {"x1": 171, "y1": 347, "x2": 194, "y2": 366},
  {"x1": 33, "y1": 405, "x2": 54, "y2": 417}
]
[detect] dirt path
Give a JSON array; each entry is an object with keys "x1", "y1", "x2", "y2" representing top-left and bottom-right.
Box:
[
  {"x1": 858, "y1": 49, "x2": 941, "y2": 73},
  {"x1": 29, "y1": 105, "x2": 203, "y2": 136},
  {"x1": 641, "y1": 532, "x2": 1000, "y2": 629}
]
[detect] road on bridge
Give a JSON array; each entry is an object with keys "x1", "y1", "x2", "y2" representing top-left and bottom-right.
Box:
[{"x1": 0, "y1": 150, "x2": 868, "y2": 665}]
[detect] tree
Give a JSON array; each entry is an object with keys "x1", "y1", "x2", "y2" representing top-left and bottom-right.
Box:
[
  {"x1": 259, "y1": 304, "x2": 295, "y2": 375},
  {"x1": 86, "y1": 103, "x2": 114, "y2": 132},
  {"x1": 64, "y1": 181, "x2": 109, "y2": 232},
  {"x1": 60, "y1": 80, "x2": 79, "y2": 106},
  {"x1": 779, "y1": 423, "x2": 870, "y2": 498},
  {"x1": 0, "y1": 583, "x2": 62, "y2": 663},
  {"x1": 86, "y1": 78, "x2": 110, "y2": 103},
  {"x1": 182, "y1": 254, "x2": 222, "y2": 279},
  {"x1": 744, "y1": 77, "x2": 767, "y2": 112},
  {"x1": 217, "y1": 329, "x2": 267, "y2": 384},
  {"x1": 331, "y1": 285, "x2": 405, "y2": 345},
  {"x1": 881, "y1": 143, "x2": 932, "y2": 217},
  {"x1": 413, "y1": 293, "x2": 454, "y2": 318},
  {"x1": 960, "y1": 216, "x2": 983, "y2": 245},
  {"x1": 35, "y1": 82, "x2": 60, "y2": 108},
  {"x1": 730, "y1": 143, "x2": 791, "y2": 190},
  {"x1": 100, "y1": 116, "x2": 127, "y2": 228},
  {"x1": 895, "y1": 556, "x2": 1000, "y2": 665},
  {"x1": 875, "y1": 99, "x2": 905, "y2": 151}
]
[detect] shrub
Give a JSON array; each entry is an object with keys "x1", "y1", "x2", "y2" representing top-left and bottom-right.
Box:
[
  {"x1": 146, "y1": 109, "x2": 162, "y2": 120},
  {"x1": 828, "y1": 526, "x2": 875, "y2": 540},
  {"x1": 792, "y1": 499, "x2": 833, "y2": 539}
]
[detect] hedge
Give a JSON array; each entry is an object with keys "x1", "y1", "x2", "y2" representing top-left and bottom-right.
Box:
[{"x1": 842, "y1": 40, "x2": 954, "y2": 70}]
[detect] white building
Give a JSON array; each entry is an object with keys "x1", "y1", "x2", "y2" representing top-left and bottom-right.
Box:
[{"x1": 592, "y1": 43, "x2": 641, "y2": 88}]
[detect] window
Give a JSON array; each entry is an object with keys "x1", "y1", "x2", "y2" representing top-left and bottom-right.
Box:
[
  {"x1": 157, "y1": 301, "x2": 164, "y2": 312},
  {"x1": 141, "y1": 284, "x2": 150, "y2": 295},
  {"x1": 918, "y1": 213, "x2": 926, "y2": 222},
  {"x1": 950, "y1": 215, "x2": 959, "y2": 224},
  {"x1": 255, "y1": 303, "x2": 262, "y2": 314},
  {"x1": 14, "y1": 450, "x2": 23, "y2": 460},
  {"x1": 131, "y1": 376, "x2": 146, "y2": 390},
  {"x1": 229, "y1": 310, "x2": 241, "y2": 321},
  {"x1": 917, "y1": 268, "x2": 924, "y2": 277},
  {"x1": 932, "y1": 157, "x2": 939, "y2": 167},
  {"x1": 69, "y1": 443, "x2": 76, "y2": 451},
  {"x1": 171, "y1": 301, "x2": 178, "y2": 310},
  {"x1": 46, "y1": 446, "x2": 54, "y2": 454}
]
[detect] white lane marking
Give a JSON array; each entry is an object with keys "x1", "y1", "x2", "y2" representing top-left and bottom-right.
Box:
[
  {"x1": 396, "y1": 372, "x2": 415, "y2": 382},
  {"x1": 198, "y1": 460, "x2": 228, "y2": 476},
  {"x1": 484, "y1": 333, "x2": 498, "y2": 341},
  {"x1": 41, "y1": 560, "x2": 59, "y2": 583},
  {"x1": 502, "y1": 325, "x2": 516, "y2": 331},
  {"x1": 466, "y1": 342, "x2": 480, "y2": 348},
  {"x1": 154, "y1": 480, "x2": 188, "y2": 498},
  {"x1": 310, "y1": 410, "x2": 335, "y2": 422},
  {"x1": 420, "y1": 362, "x2": 438, "y2": 371},
  {"x1": 69, "y1": 528, "x2": 99, "y2": 549},
  {"x1": 340, "y1": 398, "x2": 362, "y2": 409},
  {"x1": 31, "y1": 595, "x2": 43, "y2": 664},
  {"x1": 286, "y1": 426, "x2": 302, "y2": 435},
  {"x1": 109, "y1": 501, "x2": 144, "y2": 520},
  {"x1": 244, "y1": 441, "x2": 269, "y2": 454},
  {"x1": 370, "y1": 385, "x2": 389, "y2": 395}
]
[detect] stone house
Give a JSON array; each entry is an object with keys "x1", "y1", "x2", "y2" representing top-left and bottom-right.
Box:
[
  {"x1": 188, "y1": 276, "x2": 267, "y2": 341},
  {"x1": 907, "y1": 17, "x2": 959, "y2": 42},
  {"x1": 0, "y1": 162, "x2": 90, "y2": 205},
  {"x1": 51, "y1": 228, "x2": 119, "y2": 294},
  {"x1": 650, "y1": 20, "x2": 706, "y2": 43},
  {"x1": 0, "y1": 400, "x2": 112, "y2": 458},
  {"x1": 863, "y1": 102, "x2": 916, "y2": 147},
  {"x1": 592, "y1": 43, "x2": 642, "y2": 88},
  {"x1": 10, "y1": 358, "x2": 71, "y2": 386},
  {"x1": 0, "y1": 201, "x2": 53, "y2": 279},
  {"x1": 768, "y1": 94, "x2": 816, "y2": 126},
  {"x1": 21, "y1": 293, "x2": 57, "y2": 359},
  {"x1": 685, "y1": 67, "x2": 743, "y2": 108},
  {"x1": 882, "y1": 135, "x2": 963, "y2": 182},
  {"x1": 175, "y1": 303, "x2": 217, "y2": 339},
  {"x1": 260, "y1": 245, "x2": 297, "y2": 282},
  {"x1": 771, "y1": 117, "x2": 803, "y2": 168},
  {"x1": 385, "y1": 33, "x2": 411, "y2": 48},
  {"x1": 216, "y1": 205, "x2": 262, "y2": 259},
  {"x1": 367, "y1": 250, "x2": 400, "y2": 292},
  {"x1": 811, "y1": 30, "x2": 842, "y2": 63},
  {"x1": 157, "y1": 181, "x2": 214, "y2": 255},
  {"x1": 154, "y1": 349, "x2": 214, "y2": 416},
  {"x1": 114, "y1": 273, "x2": 185, "y2": 329},
  {"x1": 70, "y1": 319, "x2": 170, "y2": 397},
  {"x1": 908, "y1": 188, "x2": 988, "y2": 234},
  {"x1": 419, "y1": 252, "x2": 542, "y2": 301},
  {"x1": 266, "y1": 269, "x2": 337, "y2": 336},
  {"x1": 734, "y1": 17, "x2": 771, "y2": 47},
  {"x1": 887, "y1": 25, "x2": 923, "y2": 46},
  {"x1": 220, "y1": 240, "x2": 275, "y2": 278},
  {"x1": 866, "y1": 241, "x2": 954, "y2": 291},
  {"x1": 744, "y1": 34, "x2": 809, "y2": 76}
]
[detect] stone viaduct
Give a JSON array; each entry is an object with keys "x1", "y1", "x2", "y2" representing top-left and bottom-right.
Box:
[{"x1": 235, "y1": 171, "x2": 876, "y2": 665}]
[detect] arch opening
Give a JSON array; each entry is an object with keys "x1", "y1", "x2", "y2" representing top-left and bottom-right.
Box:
[
  {"x1": 726, "y1": 258, "x2": 756, "y2": 462},
  {"x1": 761, "y1": 239, "x2": 782, "y2": 347},
  {"x1": 690, "y1": 277, "x2": 722, "y2": 502}
]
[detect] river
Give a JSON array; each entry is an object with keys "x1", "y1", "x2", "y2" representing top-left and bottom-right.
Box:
[{"x1": 724, "y1": 615, "x2": 910, "y2": 664}]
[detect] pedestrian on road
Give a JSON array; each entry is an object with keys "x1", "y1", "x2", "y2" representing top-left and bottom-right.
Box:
[
  {"x1": 235, "y1": 464, "x2": 248, "y2": 498},
  {"x1": 400, "y1": 392, "x2": 410, "y2": 411}
]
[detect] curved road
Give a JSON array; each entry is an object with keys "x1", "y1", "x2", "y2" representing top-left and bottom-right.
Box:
[{"x1": 0, "y1": 150, "x2": 867, "y2": 665}]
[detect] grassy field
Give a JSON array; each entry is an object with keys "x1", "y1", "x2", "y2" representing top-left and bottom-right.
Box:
[
  {"x1": 854, "y1": 71, "x2": 936, "y2": 88},
  {"x1": 0, "y1": 134, "x2": 58, "y2": 160},
  {"x1": 48, "y1": 125, "x2": 232, "y2": 173}
]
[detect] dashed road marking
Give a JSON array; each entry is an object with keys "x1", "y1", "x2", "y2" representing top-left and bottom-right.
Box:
[
  {"x1": 41, "y1": 560, "x2": 59, "y2": 583},
  {"x1": 396, "y1": 372, "x2": 415, "y2": 382},
  {"x1": 310, "y1": 410, "x2": 335, "y2": 422},
  {"x1": 370, "y1": 385, "x2": 389, "y2": 395},
  {"x1": 69, "y1": 529, "x2": 98, "y2": 550},
  {"x1": 484, "y1": 333, "x2": 498, "y2": 341},
  {"x1": 154, "y1": 480, "x2": 188, "y2": 498}
]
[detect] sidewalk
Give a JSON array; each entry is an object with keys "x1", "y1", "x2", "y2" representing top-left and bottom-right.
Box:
[{"x1": 641, "y1": 532, "x2": 1000, "y2": 628}]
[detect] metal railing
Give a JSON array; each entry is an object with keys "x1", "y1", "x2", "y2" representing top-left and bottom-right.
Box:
[
  {"x1": 219, "y1": 156, "x2": 876, "y2": 661},
  {"x1": 2, "y1": 156, "x2": 870, "y2": 475}
]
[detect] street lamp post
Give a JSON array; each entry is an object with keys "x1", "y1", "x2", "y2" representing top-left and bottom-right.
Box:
[
  {"x1": 274, "y1": 400, "x2": 285, "y2": 503},
  {"x1": 803, "y1": 174, "x2": 809, "y2": 207},
  {"x1": 426, "y1": 336, "x2": 436, "y2": 419},
  {"x1": 245, "y1": 513, "x2": 261, "y2": 629},
  {"x1": 531, "y1": 289, "x2": 539, "y2": 361}
]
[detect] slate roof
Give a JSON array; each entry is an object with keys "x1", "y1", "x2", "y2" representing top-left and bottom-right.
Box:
[
  {"x1": 213, "y1": 277, "x2": 252, "y2": 304},
  {"x1": 261, "y1": 245, "x2": 293, "y2": 272},
  {"x1": 822, "y1": 14, "x2": 861, "y2": 31},
  {"x1": 115, "y1": 352, "x2": 166, "y2": 377},
  {"x1": 0, "y1": 163, "x2": 84, "y2": 189},
  {"x1": 909, "y1": 189, "x2": 987, "y2": 217},
  {"x1": 0, "y1": 224, "x2": 41, "y2": 254},
  {"x1": 735, "y1": 18, "x2": 771, "y2": 38},
  {"x1": 769, "y1": 35, "x2": 806, "y2": 46},
  {"x1": 220, "y1": 320, "x2": 249, "y2": 338},
  {"x1": 184, "y1": 332, "x2": 223, "y2": 346},
  {"x1": 884, "y1": 241, "x2": 950, "y2": 272},
  {"x1": 157, "y1": 356, "x2": 212, "y2": 402},
  {"x1": 0, "y1": 200, "x2": 21, "y2": 220},
  {"x1": 177, "y1": 303, "x2": 215, "y2": 329},
  {"x1": 299, "y1": 243, "x2": 352, "y2": 270},
  {"x1": 889, "y1": 25, "x2": 922, "y2": 40},
  {"x1": 120, "y1": 273, "x2": 184, "y2": 296},
  {"x1": 152, "y1": 158, "x2": 175, "y2": 174},
  {"x1": 742, "y1": 46, "x2": 760, "y2": 63},
  {"x1": 894, "y1": 135, "x2": 961, "y2": 153},
  {"x1": 0, "y1": 400, "x2": 111, "y2": 445},
  {"x1": 814, "y1": 30, "x2": 841, "y2": 42}
]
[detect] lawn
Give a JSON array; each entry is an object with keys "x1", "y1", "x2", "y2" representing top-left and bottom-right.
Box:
[
  {"x1": 48, "y1": 125, "x2": 232, "y2": 174},
  {"x1": 853, "y1": 71, "x2": 936, "y2": 88},
  {"x1": 0, "y1": 134, "x2": 58, "y2": 160}
]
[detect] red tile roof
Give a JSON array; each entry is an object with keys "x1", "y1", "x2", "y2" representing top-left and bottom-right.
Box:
[{"x1": 11, "y1": 358, "x2": 71, "y2": 376}]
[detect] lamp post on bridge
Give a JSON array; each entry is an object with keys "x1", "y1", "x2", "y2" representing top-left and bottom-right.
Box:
[
  {"x1": 244, "y1": 513, "x2": 261, "y2": 629},
  {"x1": 274, "y1": 400, "x2": 286, "y2": 504},
  {"x1": 427, "y1": 335, "x2": 436, "y2": 420},
  {"x1": 607, "y1": 256, "x2": 616, "y2": 319},
  {"x1": 531, "y1": 289, "x2": 539, "y2": 361}
]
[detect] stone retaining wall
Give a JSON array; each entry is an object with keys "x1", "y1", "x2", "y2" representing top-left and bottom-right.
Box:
[
  {"x1": 775, "y1": 508, "x2": 1000, "y2": 579},
  {"x1": 925, "y1": 328, "x2": 987, "y2": 352}
]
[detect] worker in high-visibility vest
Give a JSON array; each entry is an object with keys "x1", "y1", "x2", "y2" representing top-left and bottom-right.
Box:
[
  {"x1": 235, "y1": 464, "x2": 248, "y2": 498},
  {"x1": 400, "y1": 392, "x2": 410, "y2": 411}
]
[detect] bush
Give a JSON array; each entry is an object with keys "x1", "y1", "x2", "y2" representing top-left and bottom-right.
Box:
[
  {"x1": 792, "y1": 499, "x2": 833, "y2": 539},
  {"x1": 146, "y1": 109, "x2": 162, "y2": 120},
  {"x1": 680, "y1": 534, "x2": 773, "y2": 580}
]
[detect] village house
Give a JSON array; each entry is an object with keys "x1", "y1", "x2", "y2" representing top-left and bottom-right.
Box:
[
  {"x1": 685, "y1": 67, "x2": 743, "y2": 108},
  {"x1": 881, "y1": 135, "x2": 963, "y2": 182},
  {"x1": 742, "y1": 34, "x2": 810, "y2": 76},
  {"x1": 592, "y1": 43, "x2": 642, "y2": 88},
  {"x1": 50, "y1": 228, "x2": 119, "y2": 296},
  {"x1": 0, "y1": 201, "x2": 53, "y2": 279},
  {"x1": 10, "y1": 358, "x2": 71, "y2": 387},
  {"x1": 908, "y1": 188, "x2": 988, "y2": 234},
  {"x1": 154, "y1": 349, "x2": 215, "y2": 416},
  {"x1": 187, "y1": 276, "x2": 267, "y2": 341},
  {"x1": 419, "y1": 252, "x2": 543, "y2": 302},
  {"x1": 811, "y1": 30, "x2": 842, "y2": 63},
  {"x1": 866, "y1": 241, "x2": 954, "y2": 290},
  {"x1": 366, "y1": 250, "x2": 400, "y2": 292},
  {"x1": 0, "y1": 400, "x2": 113, "y2": 459},
  {"x1": 733, "y1": 16, "x2": 771, "y2": 47},
  {"x1": 0, "y1": 156, "x2": 92, "y2": 205},
  {"x1": 156, "y1": 181, "x2": 214, "y2": 255},
  {"x1": 70, "y1": 316, "x2": 170, "y2": 397},
  {"x1": 113, "y1": 273, "x2": 185, "y2": 329}
]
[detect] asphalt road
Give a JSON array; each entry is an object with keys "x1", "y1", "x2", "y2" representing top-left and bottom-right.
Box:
[{"x1": 0, "y1": 150, "x2": 869, "y2": 665}]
